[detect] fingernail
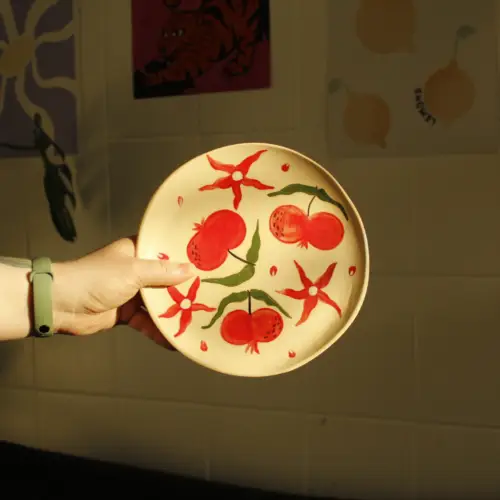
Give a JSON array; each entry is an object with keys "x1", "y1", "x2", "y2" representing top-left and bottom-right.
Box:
[{"x1": 170, "y1": 262, "x2": 194, "y2": 277}]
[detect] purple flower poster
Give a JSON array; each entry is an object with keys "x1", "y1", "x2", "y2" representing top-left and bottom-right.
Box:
[{"x1": 0, "y1": 0, "x2": 77, "y2": 159}]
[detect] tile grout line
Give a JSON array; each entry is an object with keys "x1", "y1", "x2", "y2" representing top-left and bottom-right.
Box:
[
  {"x1": 410, "y1": 423, "x2": 418, "y2": 500},
  {"x1": 99, "y1": 0, "x2": 114, "y2": 394},
  {"x1": 302, "y1": 413, "x2": 311, "y2": 496},
  {"x1": 411, "y1": 315, "x2": 419, "y2": 500},
  {"x1": 9, "y1": 384, "x2": 500, "y2": 433},
  {"x1": 204, "y1": 425, "x2": 211, "y2": 483},
  {"x1": 106, "y1": 125, "x2": 300, "y2": 145}
]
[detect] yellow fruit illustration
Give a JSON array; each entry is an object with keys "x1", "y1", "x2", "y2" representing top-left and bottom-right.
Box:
[
  {"x1": 356, "y1": 0, "x2": 415, "y2": 54},
  {"x1": 422, "y1": 26, "x2": 476, "y2": 126},
  {"x1": 328, "y1": 79, "x2": 391, "y2": 149}
]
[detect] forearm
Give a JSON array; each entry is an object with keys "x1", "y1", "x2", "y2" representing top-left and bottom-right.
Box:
[{"x1": 0, "y1": 263, "x2": 32, "y2": 340}]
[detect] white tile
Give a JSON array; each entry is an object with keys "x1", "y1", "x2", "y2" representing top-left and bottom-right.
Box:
[
  {"x1": 416, "y1": 424, "x2": 500, "y2": 499},
  {"x1": 198, "y1": 0, "x2": 300, "y2": 134},
  {"x1": 112, "y1": 325, "x2": 214, "y2": 402},
  {"x1": 103, "y1": 0, "x2": 200, "y2": 139},
  {"x1": 200, "y1": 128, "x2": 329, "y2": 167},
  {"x1": 37, "y1": 391, "x2": 118, "y2": 461},
  {"x1": 416, "y1": 277, "x2": 500, "y2": 427},
  {"x1": 72, "y1": 144, "x2": 110, "y2": 252},
  {"x1": 414, "y1": 154, "x2": 500, "y2": 275},
  {"x1": 0, "y1": 389, "x2": 37, "y2": 447},
  {"x1": 108, "y1": 137, "x2": 202, "y2": 239},
  {"x1": 78, "y1": 0, "x2": 108, "y2": 149},
  {"x1": 207, "y1": 366, "x2": 311, "y2": 413},
  {"x1": 114, "y1": 326, "x2": 310, "y2": 413},
  {"x1": 73, "y1": 0, "x2": 111, "y2": 253},
  {"x1": 306, "y1": 276, "x2": 416, "y2": 420},
  {"x1": 200, "y1": 130, "x2": 296, "y2": 153},
  {"x1": 297, "y1": 0, "x2": 329, "y2": 128},
  {"x1": 34, "y1": 332, "x2": 114, "y2": 393},
  {"x1": 207, "y1": 407, "x2": 307, "y2": 495},
  {"x1": 307, "y1": 416, "x2": 414, "y2": 499},
  {"x1": 332, "y1": 156, "x2": 415, "y2": 274},
  {"x1": 113, "y1": 398, "x2": 208, "y2": 479},
  {"x1": 288, "y1": 128, "x2": 331, "y2": 169},
  {"x1": 0, "y1": 338, "x2": 34, "y2": 388}
]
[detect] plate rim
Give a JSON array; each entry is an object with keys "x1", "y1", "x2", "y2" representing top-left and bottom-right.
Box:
[{"x1": 137, "y1": 142, "x2": 370, "y2": 377}]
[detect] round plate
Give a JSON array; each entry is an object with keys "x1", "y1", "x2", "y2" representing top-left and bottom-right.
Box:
[{"x1": 137, "y1": 143, "x2": 369, "y2": 377}]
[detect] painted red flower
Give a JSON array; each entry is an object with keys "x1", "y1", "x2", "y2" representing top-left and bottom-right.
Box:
[
  {"x1": 159, "y1": 277, "x2": 215, "y2": 337},
  {"x1": 199, "y1": 149, "x2": 274, "y2": 210},
  {"x1": 277, "y1": 261, "x2": 342, "y2": 326}
]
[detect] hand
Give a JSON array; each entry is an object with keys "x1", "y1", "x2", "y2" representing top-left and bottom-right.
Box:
[{"x1": 51, "y1": 237, "x2": 194, "y2": 349}]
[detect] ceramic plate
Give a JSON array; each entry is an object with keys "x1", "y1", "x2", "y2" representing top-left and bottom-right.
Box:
[{"x1": 137, "y1": 143, "x2": 369, "y2": 377}]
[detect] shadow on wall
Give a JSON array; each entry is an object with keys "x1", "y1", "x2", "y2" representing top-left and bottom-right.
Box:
[{"x1": 40, "y1": 417, "x2": 197, "y2": 480}]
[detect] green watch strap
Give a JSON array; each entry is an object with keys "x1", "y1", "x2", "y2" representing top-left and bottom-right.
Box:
[
  {"x1": 30, "y1": 257, "x2": 54, "y2": 337},
  {"x1": 0, "y1": 256, "x2": 54, "y2": 338}
]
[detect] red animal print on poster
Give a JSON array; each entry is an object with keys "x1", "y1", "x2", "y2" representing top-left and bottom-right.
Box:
[{"x1": 132, "y1": 0, "x2": 271, "y2": 98}]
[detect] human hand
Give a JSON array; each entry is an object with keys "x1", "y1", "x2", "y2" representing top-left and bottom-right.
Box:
[{"x1": 51, "y1": 237, "x2": 194, "y2": 349}]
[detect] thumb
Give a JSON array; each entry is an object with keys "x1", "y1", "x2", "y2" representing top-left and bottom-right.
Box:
[{"x1": 134, "y1": 259, "x2": 195, "y2": 288}]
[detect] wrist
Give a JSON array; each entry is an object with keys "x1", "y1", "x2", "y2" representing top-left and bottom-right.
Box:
[{"x1": 51, "y1": 261, "x2": 74, "y2": 334}]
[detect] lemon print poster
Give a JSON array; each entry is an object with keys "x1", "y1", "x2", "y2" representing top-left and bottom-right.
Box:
[
  {"x1": 327, "y1": 0, "x2": 498, "y2": 157},
  {"x1": 328, "y1": 78, "x2": 391, "y2": 149},
  {"x1": 417, "y1": 26, "x2": 476, "y2": 127},
  {"x1": 356, "y1": 0, "x2": 416, "y2": 54}
]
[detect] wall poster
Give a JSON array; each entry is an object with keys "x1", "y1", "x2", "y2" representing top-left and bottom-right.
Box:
[
  {"x1": 0, "y1": 0, "x2": 78, "y2": 242},
  {"x1": 131, "y1": 0, "x2": 271, "y2": 99},
  {"x1": 327, "y1": 0, "x2": 498, "y2": 157}
]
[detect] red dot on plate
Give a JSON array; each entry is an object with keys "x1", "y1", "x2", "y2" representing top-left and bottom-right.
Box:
[
  {"x1": 348, "y1": 266, "x2": 357, "y2": 276},
  {"x1": 158, "y1": 253, "x2": 169, "y2": 260},
  {"x1": 270, "y1": 265, "x2": 278, "y2": 276},
  {"x1": 288, "y1": 350, "x2": 296, "y2": 358},
  {"x1": 200, "y1": 341, "x2": 208, "y2": 352},
  {"x1": 177, "y1": 196, "x2": 184, "y2": 207},
  {"x1": 281, "y1": 163, "x2": 290, "y2": 172}
]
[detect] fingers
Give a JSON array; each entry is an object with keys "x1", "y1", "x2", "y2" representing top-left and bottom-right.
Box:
[
  {"x1": 135, "y1": 258, "x2": 195, "y2": 288},
  {"x1": 127, "y1": 308, "x2": 176, "y2": 351}
]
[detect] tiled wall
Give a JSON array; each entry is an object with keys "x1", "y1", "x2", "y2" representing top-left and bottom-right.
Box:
[{"x1": 0, "y1": 1, "x2": 500, "y2": 498}]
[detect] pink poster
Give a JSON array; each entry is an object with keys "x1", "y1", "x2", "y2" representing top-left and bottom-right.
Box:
[{"x1": 131, "y1": 0, "x2": 271, "y2": 99}]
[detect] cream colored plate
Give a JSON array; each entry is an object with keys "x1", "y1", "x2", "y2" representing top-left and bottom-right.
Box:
[{"x1": 137, "y1": 143, "x2": 369, "y2": 377}]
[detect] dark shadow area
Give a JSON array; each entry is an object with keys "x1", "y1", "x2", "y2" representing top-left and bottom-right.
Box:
[{"x1": 0, "y1": 440, "x2": 342, "y2": 500}]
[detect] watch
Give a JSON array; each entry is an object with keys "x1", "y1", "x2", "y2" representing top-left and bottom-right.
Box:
[{"x1": 0, "y1": 256, "x2": 54, "y2": 337}]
